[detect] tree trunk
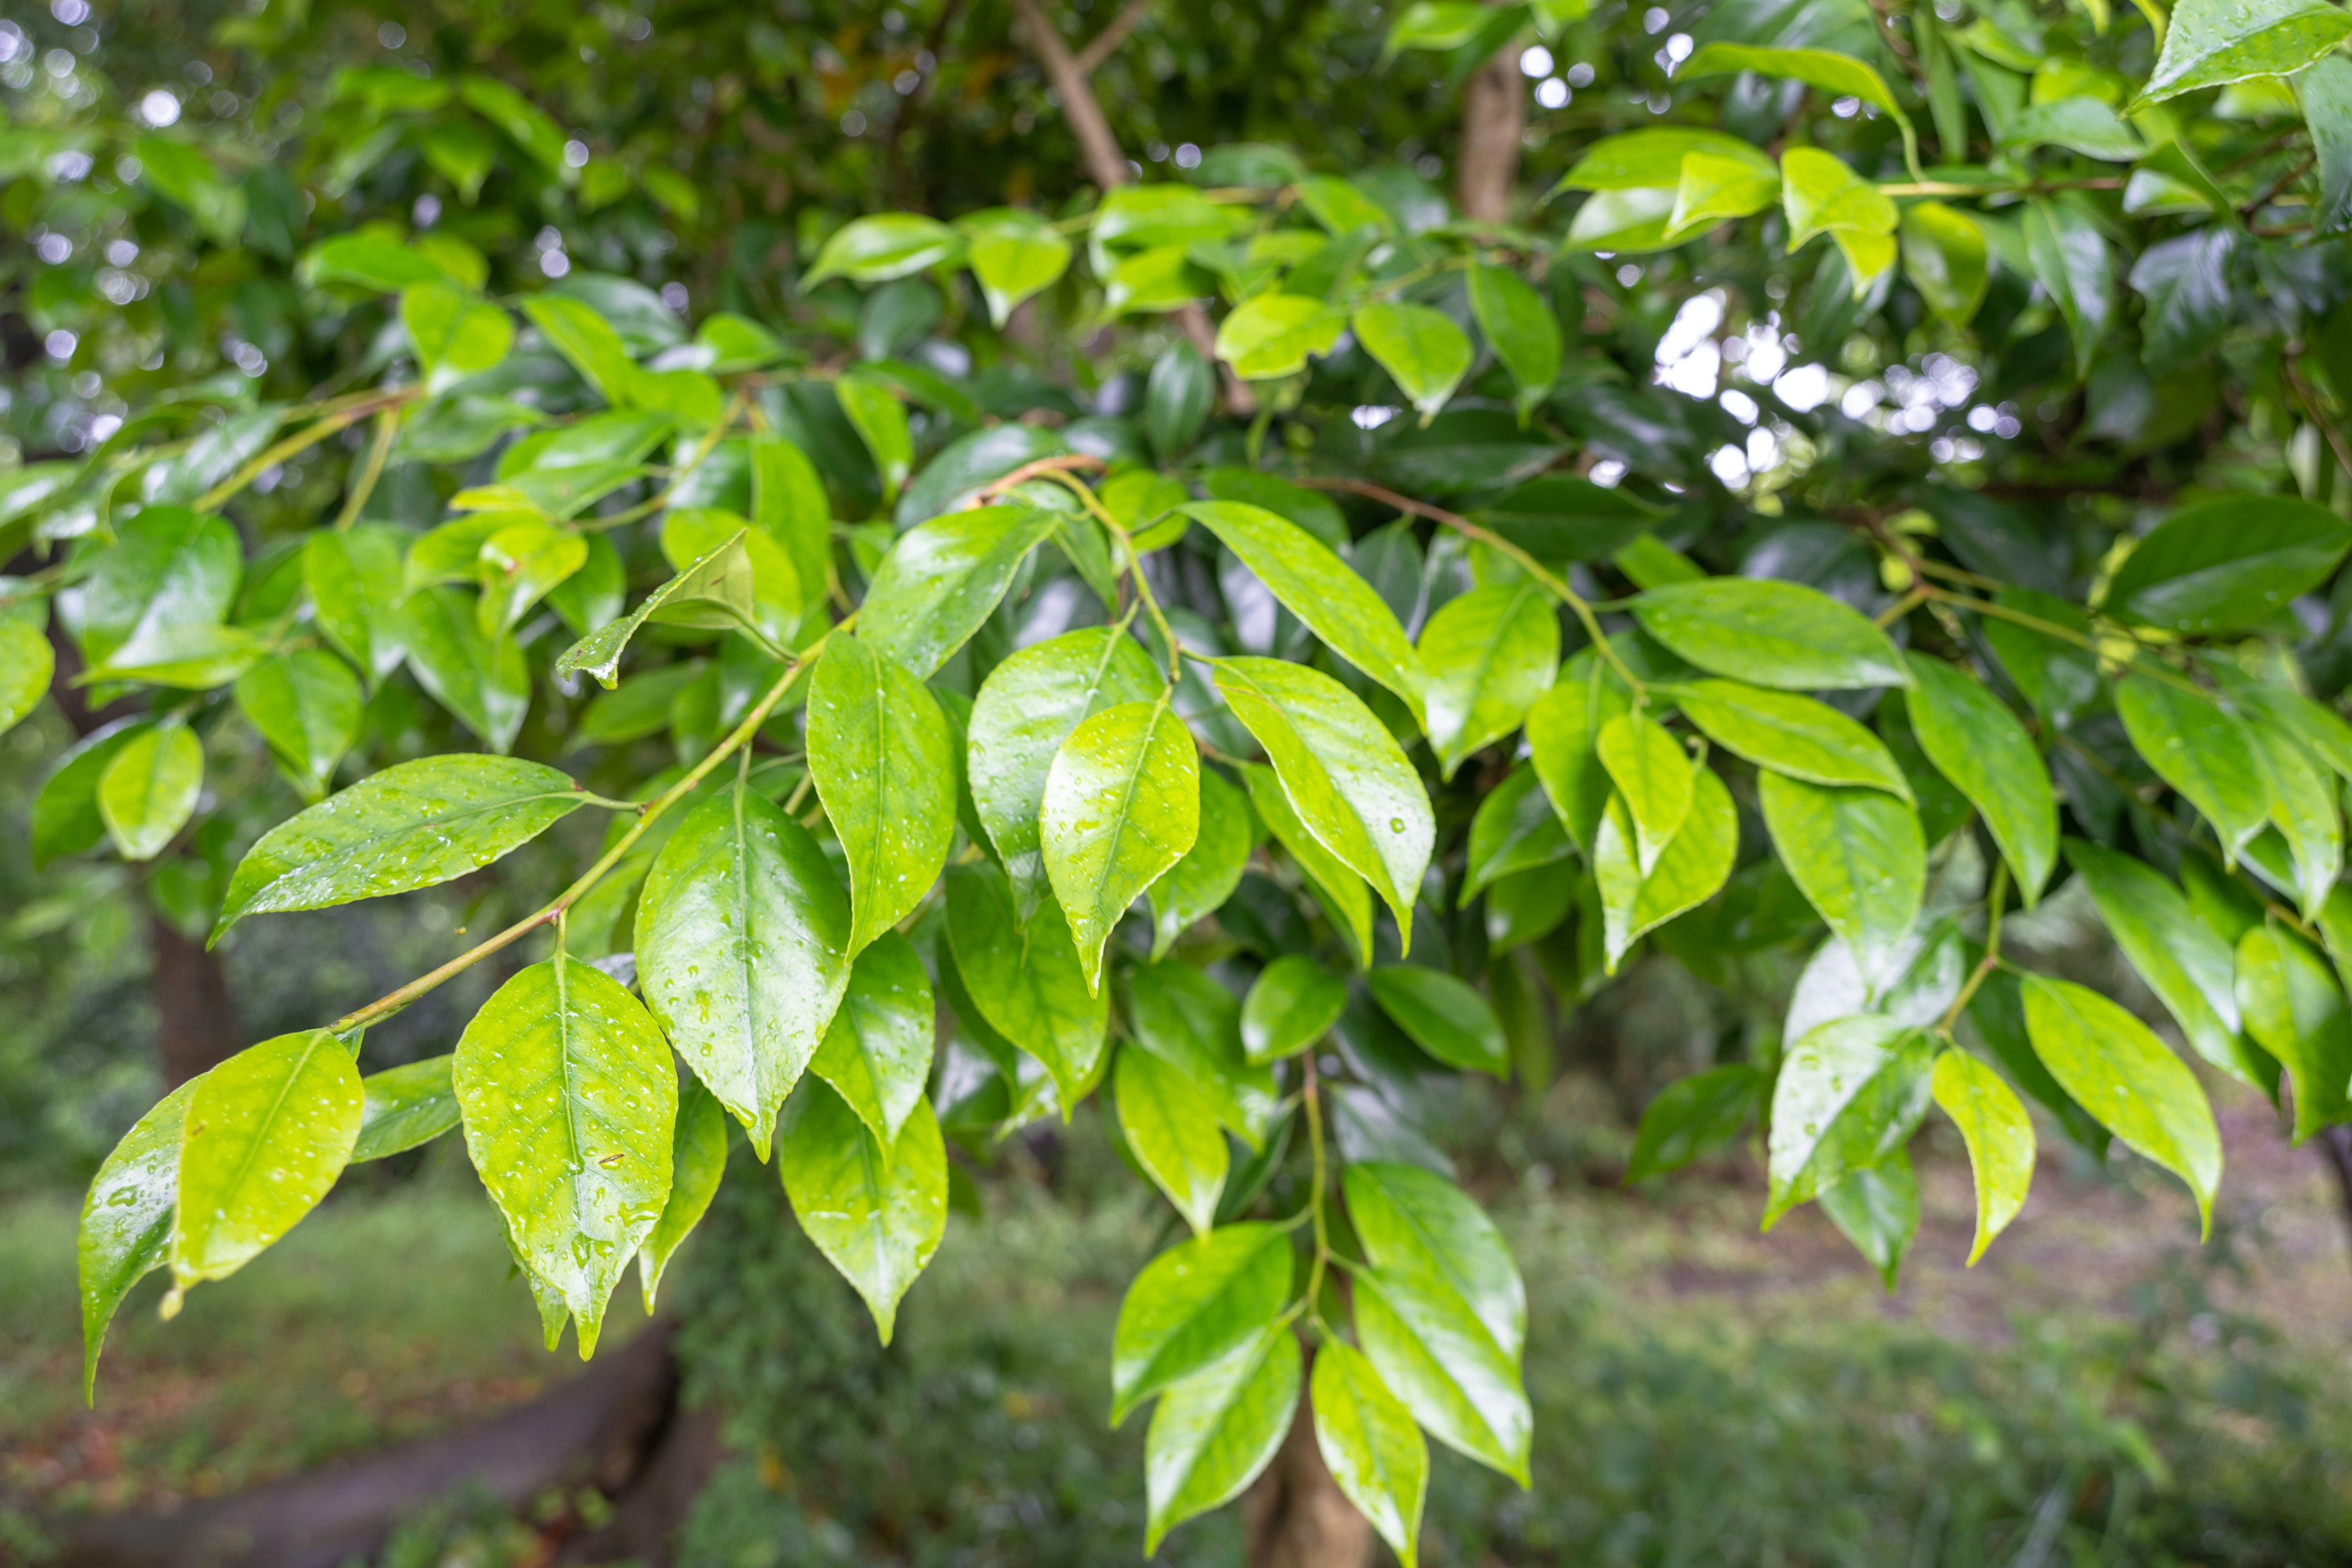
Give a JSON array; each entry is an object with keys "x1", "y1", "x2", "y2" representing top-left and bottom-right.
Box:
[
  {"x1": 1243, "y1": 1355, "x2": 1371, "y2": 1568},
  {"x1": 1455, "y1": 48, "x2": 1525, "y2": 224},
  {"x1": 148, "y1": 903, "x2": 244, "y2": 1087},
  {"x1": 2318, "y1": 1125, "x2": 2352, "y2": 1258}
]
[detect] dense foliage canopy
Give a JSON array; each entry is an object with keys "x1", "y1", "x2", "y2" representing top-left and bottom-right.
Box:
[{"x1": 10, "y1": 0, "x2": 2352, "y2": 1555}]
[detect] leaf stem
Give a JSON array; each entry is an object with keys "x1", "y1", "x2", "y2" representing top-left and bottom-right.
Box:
[
  {"x1": 1295, "y1": 475, "x2": 1646, "y2": 693},
  {"x1": 333, "y1": 406, "x2": 402, "y2": 532},
  {"x1": 196, "y1": 388, "x2": 423, "y2": 513},
  {"x1": 1300, "y1": 1049, "x2": 1332, "y2": 1316},
  {"x1": 1937, "y1": 858, "x2": 2007, "y2": 1037},
  {"x1": 328, "y1": 632, "x2": 827, "y2": 1037}
]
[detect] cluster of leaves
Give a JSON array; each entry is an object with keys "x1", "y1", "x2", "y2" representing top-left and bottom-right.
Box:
[{"x1": 16, "y1": 0, "x2": 2352, "y2": 1553}]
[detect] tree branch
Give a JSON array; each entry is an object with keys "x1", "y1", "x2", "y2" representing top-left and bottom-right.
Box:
[
  {"x1": 1074, "y1": 0, "x2": 1156, "y2": 75},
  {"x1": 1455, "y1": 48, "x2": 1525, "y2": 224}
]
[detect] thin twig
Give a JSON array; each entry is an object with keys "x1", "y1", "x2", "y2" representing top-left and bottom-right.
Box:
[
  {"x1": 333, "y1": 406, "x2": 402, "y2": 532},
  {"x1": 1073, "y1": 0, "x2": 1156, "y2": 74}
]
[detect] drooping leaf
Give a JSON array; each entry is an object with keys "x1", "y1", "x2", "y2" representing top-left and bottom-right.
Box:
[
  {"x1": 1758, "y1": 771, "x2": 1924, "y2": 992},
  {"x1": 1419, "y1": 581, "x2": 1560, "y2": 779},
  {"x1": 806, "y1": 631, "x2": 957, "y2": 956},
  {"x1": 1624, "y1": 1064, "x2": 1763, "y2": 1183},
  {"x1": 32, "y1": 721, "x2": 145, "y2": 868},
  {"x1": 1764, "y1": 1016, "x2": 1934, "y2": 1225},
  {"x1": 0, "y1": 609, "x2": 54, "y2": 741},
  {"x1": 1213, "y1": 292, "x2": 1345, "y2": 379},
  {"x1": 352, "y1": 1055, "x2": 459, "y2": 1161},
  {"x1": 1215, "y1": 657, "x2": 1434, "y2": 940},
  {"x1": 1664, "y1": 149, "x2": 1783, "y2": 244},
  {"x1": 170, "y1": 1030, "x2": 363, "y2": 1294},
  {"x1": 944, "y1": 861, "x2": 1108, "y2": 1112},
  {"x1": 1311, "y1": 1340, "x2": 1429, "y2": 1568},
  {"x1": 1467, "y1": 263, "x2": 1562, "y2": 420},
  {"x1": 1243, "y1": 762, "x2": 1375, "y2": 964},
  {"x1": 805, "y1": 212, "x2": 963, "y2": 285},
  {"x1": 2021, "y1": 196, "x2": 2112, "y2": 375},
  {"x1": 304, "y1": 525, "x2": 412, "y2": 685},
  {"x1": 1463, "y1": 764, "x2": 1572, "y2": 899},
  {"x1": 1183, "y1": 501, "x2": 1428, "y2": 725},
  {"x1": 399, "y1": 588, "x2": 530, "y2": 752},
  {"x1": 637, "y1": 785, "x2": 851, "y2": 1151},
  {"x1": 1899, "y1": 202, "x2": 1989, "y2": 325},
  {"x1": 1818, "y1": 1152, "x2": 1918, "y2": 1292},
  {"x1": 77, "y1": 505, "x2": 241, "y2": 674},
  {"x1": 1630, "y1": 578, "x2": 1908, "y2": 690},
  {"x1": 80, "y1": 1078, "x2": 198, "y2": 1400},
  {"x1": 1596, "y1": 709, "x2": 1692, "y2": 876},
  {"x1": 1352, "y1": 300, "x2": 1476, "y2": 420},
  {"x1": 1367, "y1": 965, "x2": 1509, "y2": 1076},
  {"x1": 1594, "y1": 764, "x2": 1738, "y2": 970},
  {"x1": 1931, "y1": 1049, "x2": 2035, "y2": 1265},
  {"x1": 777, "y1": 1076, "x2": 947, "y2": 1343},
  {"x1": 1110, "y1": 1221, "x2": 1295, "y2": 1425},
  {"x1": 1670, "y1": 679, "x2": 1910, "y2": 801},
  {"x1": 1123, "y1": 960, "x2": 1281, "y2": 1147},
  {"x1": 1042, "y1": 695, "x2": 1200, "y2": 993},
  {"x1": 1116, "y1": 1045, "x2": 1230, "y2": 1236},
  {"x1": 554, "y1": 532, "x2": 766, "y2": 688},
  {"x1": 2234, "y1": 924, "x2": 2352, "y2": 1142},
  {"x1": 808, "y1": 931, "x2": 935, "y2": 1149},
  {"x1": 2244, "y1": 720, "x2": 2342, "y2": 921},
  {"x1": 214, "y1": 756, "x2": 589, "y2": 941},
  {"x1": 234, "y1": 650, "x2": 363, "y2": 800},
  {"x1": 959, "y1": 208, "x2": 1075, "y2": 325},
  {"x1": 2020, "y1": 974, "x2": 2223, "y2": 1234},
  {"x1": 1526, "y1": 648, "x2": 1633, "y2": 853},
  {"x1": 639, "y1": 1077, "x2": 729, "y2": 1311},
  {"x1": 969, "y1": 627, "x2": 1163, "y2": 925},
  {"x1": 1144, "y1": 1326, "x2": 1302, "y2": 1553},
  {"x1": 2064, "y1": 839, "x2": 2267, "y2": 1086},
  {"x1": 97, "y1": 721, "x2": 202, "y2": 862},
  {"x1": 2114, "y1": 674, "x2": 2269, "y2": 858},
  {"x1": 1901, "y1": 655, "x2": 2057, "y2": 903},
  {"x1": 858, "y1": 504, "x2": 1060, "y2": 679},
  {"x1": 1242, "y1": 955, "x2": 1349, "y2": 1065},
  {"x1": 1151, "y1": 767, "x2": 1254, "y2": 958},
  {"x1": 454, "y1": 957, "x2": 677, "y2": 1357}
]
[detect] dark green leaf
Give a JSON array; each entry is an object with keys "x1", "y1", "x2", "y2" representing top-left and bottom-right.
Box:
[
  {"x1": 1242, "y1": 955, "x2": 1349, "y2": 1065},
  {"x1": 1150, "y1": 767, "x2": 1254, "y2": 958},
  {"x1": 1900, "y1": 655, "x2": 2056, "y2": 903},
  {"x1": 809, "y1": 931, "x2": 935, "y2": 1148},
  {"x1": 1367, "y1": 965, "x2": 1509, "y2": 1076},
  {"x1": 2115, "y1": 674, "x2": 2270, "y2": 857},
  {"x1": 1630, "y1": 578, "x2": 1908, "y2": 690},
  {"x1": 944, "y1": 861, "x2": 1107, "y2": 1111},
  {"x1": 1624, "y1": 1063, "x2": 1762, "y2": 1183},
  {"x1": 1672, "y1": 678, "x2": 1912, "y2": 801},
  {"x1": 2106, "y1": 496, "x2": 2352, "y2": 633},
  {"x1": 2234, "y1": 925, "x2": 2352, "y2": 1142},
  {"x1": 859, "y1": 504, "x2": 1060, "y2": 679}
]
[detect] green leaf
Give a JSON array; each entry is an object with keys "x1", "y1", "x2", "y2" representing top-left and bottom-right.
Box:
[
  {"x1": 32, "y1": 722, "x2": 143, "y2": 868},
  {"x1": 2064, "y1": 839, "x2": 2267, "y2": 1086},
  {"x1": 2022, "y1": 196, "x2": 2111, "y2": 375},
  {"x1": 1670, "y1": 678, "x2": 1910, "y2": 801},
  {"x1": 1466, "y1": 263, "x2": 1561, "y2": 419},
  {"x1": 2003, "y1": 97, "x2": 2146, "y2": 160},
  {"x1": 1151, "y1": 767, "x2": 1254, "y2": 958},
  {"x1": 1042, "y1": 695, "x2": 1199, "y2": 993},
  {"x1": 805, "y1": 213, "x2": 963, "y2": 286},
  {"x1": 2136, "y1": 0, "x2": 2352, "y2": 104},
  {"x1": 170, "y1": 1030, "x2": 362, "y2": 1294},
  {"x1": 2245, "y1": 720, "x2": 2342, "y2": 920},
  {"x1": 0, "y1": 611, "x2": 54, "y2": 739},
  {"x1": 1760, "y1": 772, "x2": 1923, "y2": 990},
  {"x1": 1563, "y1": 187, "x2": 1680, "y2": 252},
  {"x1": 1242, "y1": 954, "x2": 1348, "y2": 1065},
  {"x1": 1630, "y1": 578, "x2": 1907, "y2": 691},
  {"x1": 1684, "y1": 43, "x2": 1918, "y2": 175},
  {"x1": 957, "y1": 208, "x2": 1074, "y2": 326},
  {"x1": 944, "y1": 861, "x2": 1108, "y2": 1112},
  {"x1": 1596, "y1": 709, "x2": 1691, "y2": 876},
  {"x1": 806, "y1": 631, "x2": 957, "y2": 955},
  {"x1": 2022, "y1": 974, "x2": 2223, "y2": 1232},
  {"x1": 1346, "y1": 1160, "x2": 1530, "y2": 1482},
  {"x1": 352, "y1": 1055, "x2": 459, "y2": 1162},
  {"x1": 809, "y1": 931, "x2": 936, "y2": 1148},
  {"x1": 1595, "y1": 764, "x2": 1739, "y2": 970},
  {"x1": 1818, "y1": 1152, "x2": 1918, "y2": 1292},
  {"x1": 1464, "y1": 764, "x2": 1571, "y2": 899},
  {"x1": 1765, "y1": 1016, "x2": 1934, "y2": 1226},
  {"x1": 2234, "y1": 925, "x2": 2352, "y2": 1142},
  {"x1": 2301, "y1": 55, "x2": 2352, "y2": 233},
  {"x1": 78, "y1": 505, "x2": 241, "y2": 674},
  {"x1": 970, "y1": 627, "x2": 1164, "y2": 924},
  {"x1": 455, "y1": 957, "x2": 678, "y2": 1357},
  {"x1": 637, "y1": 785, "x2": 852, "y2": 1151},
  {"x1": 1901, "y1": 655, "x2": 2057, "y2": 903},
  {"x1": 750, "y1": 435, "x2": 834, "y2": 616},
  {"x1": 399, "y1": 588, "x2": 530, "y2": 752},
  {"x1": 1664, "y1": 150, "x2": 1784, "y2": 244},
  {"x1": 1352, "y1": 300, "x2": 1475, "y2": 421},
  {"x1": 1780, "y1": 148, "x2": 1898, "y2": 287},
  {"x1": 555, "y1": 532, "x2": 766, "y2": 688},
  {"x1": 1245, "y1": 763, "x2": 1375, "y2": 965},
  {"x1": 1311, "y1": 1340, "x2": 1428, "y2": 1568},
  {"x1": 519, "y1": 295, "x2": 640, "y2": 408},
  {"x1": 1899, "y1": 202, "x2": 1989, "y2": 326},
  {"x1": 1624, "y1": 1063, "x2": 1762, "y2": 1183},
  {"x1": 1184, "y1": 501, "x2": 1427, "y2": 725},
  {"x1": 1145, "y1": 342, "x2": 1216, "y2": 462},
  {"x1": 476, "y1": 520, "x2": 588, "y2": 638},
  {"x1": 1383, "y1": 0, "x2": 1495, "y2": 51},
  {"x1": 1215, "y1": 657, "x2": 1434, "y2": 940},
  {"x1": 97, "y1": 721, "x2": 202, "y2": 862},
  {"x1": 2132, "y1": 230, "x2": 2236, "y2": 372},
  {"x1": 235, "y1": 650, "x2": 363, "y2": 799},
  {"x1": 1144, "y1": 1326, "x2": 1302, "y2": 1553},
  {"x1": 1526, "y1": 649, "x2": 1633, "y2": 854},
  {"x1": 215, "y1": 756, "x2": 588, "y2": 941},
  {"x1": 305, "y1": 526, "x2": 412, "y2": 686},
  {"x1": 777, "y1": 1077, "x2": 947, "y2": 1344},
  {"x1": 1368, "y1": 965, "x2": 1509, "y2": 1076},
  {"x1": 1116, "y1": 1046, "x2": 1229, "y2": 1236},
  {"x1": 1213, "y1": 292, "x2": 1345, "y2": 380},
  {"x1": 835, "y1": 371, "x2": 914, "y2": 503},
  {"x1": 1123, "y1": 959, "x2": 1280, "y2": 1146},
  {"x1": 80, "y1": 1079, "x2": 198, "y2": 1401},
  {"x1": 1552, "y1": 128, "x2": 1778, "y2": 192},
  {"x1": 2114, "y1": 674, "x2": 2269, "y2": 858},
  {"x1": 2106, "y1": 496, "x2": 2352, "y2": 634},
  {"x1": 1112, "y1": 1221, "x2": 1295, "y2": 1425},
  {"x1": 1419, "y1": 581, "x2": 1559, "y2": 780},
  {"x1": 639, "y1": 1077, "x2": 729, "y2": 1311},
  {"x1": 1931, "y1": 1049, "x2": 2035, "y2": 1265},
  {"x1": 402, "y1": 279, "x2": 513, "y2": 392}
]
